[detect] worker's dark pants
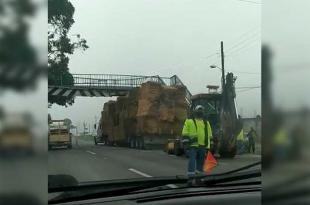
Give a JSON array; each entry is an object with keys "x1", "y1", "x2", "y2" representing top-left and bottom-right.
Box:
[
  {"x1": 237, "y1": 140, "x2": 244, "y2": 154},
  {"x1": 188, "y1": 146, "x2": 206, "y2": 177},
  {"x1": 249, "y1": 140, "x2": 255, "y2": 153}
]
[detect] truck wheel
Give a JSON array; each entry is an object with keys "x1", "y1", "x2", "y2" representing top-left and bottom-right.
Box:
[
  {"x1": 140, "y1": 138, "x2": 145, "y2": 149},
  {"x1": 167, "y1": 149, "x2": 173, "y2": 154},
  {"x1": 174, "y1": 141, "x2": 182, "y2": 156},
  {"x1": 135, "y1": 138, "x2": 139, "y2": 149},
  {"x1": 137, "y1": 137, "x2": 144, "y2": 149},
  {"x1": 48, "y1": 145, "x2": 52, "y2": 150},
  {"x1": 68, "y1": 144, "x2": 72, "y2": 149},
  {"x1": 219, "y1": 147, "x2": 236, "y2": 158},
  {"x1": 136, "y1": 137, "x2": 140, "y2": 149},
  {"x1": 218, "y1": 139, "x2": 236, "y2": 158},
  {"x1": 167, "y1": 142, "x2": 174, "y2": 154},
  {"x1": 129, "y1": 136, "x2": 136, "y2": 148}
]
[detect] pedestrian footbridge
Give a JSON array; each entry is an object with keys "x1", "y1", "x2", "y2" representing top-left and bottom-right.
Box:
[{"x1": 48, "y1": 74, "x2": 192, "y2": 103}]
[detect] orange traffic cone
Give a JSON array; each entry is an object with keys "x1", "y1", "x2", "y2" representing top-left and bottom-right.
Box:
[{"x1": 203, "y1": 151, "x2": 218, "y2": 173}]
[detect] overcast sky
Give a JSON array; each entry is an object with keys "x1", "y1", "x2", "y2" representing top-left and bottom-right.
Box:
[
  {"x1": 0, "y1": 0, "x2": 308, "y2": 137},
  {"x1": 263, "y1": 0, "x2": 310, "y2": 111},
  {"x1": 48, "y1": 0, "x2": 261, "y2": 132}
]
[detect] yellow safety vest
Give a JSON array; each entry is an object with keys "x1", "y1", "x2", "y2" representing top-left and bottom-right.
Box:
[
  {"x1": 273, "y1": 128, "x2": 289, "y2": 146},
  {"x1": 237, "y1": 129, "x2": 245, "y2": 141},
  {"x1": 182, "y1": 118, "x2": 213, "y2": 149}
]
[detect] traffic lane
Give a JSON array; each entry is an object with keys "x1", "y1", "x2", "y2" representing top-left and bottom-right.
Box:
[
  {"x1": 49, "y1": 139, "x2": 261, "y2": 183},
  {"x1": 49, "y1": 141, "x2": 189, "y2": 182},
  {"x1": 48, "y1": 146, "x2": 139, "y2": 182},
  {"x1": 0, "y1": 155, "x2": 47, "y2": 205},
  {"x1": 81, "y1": 140, "x2": 261, "y2": 178},
  {"x1": 91, "y1": 145, "x2": 188, "y2": 177},
  {"x1": 49, "y1": 141, "x2": 187, "y2": 181},
  {"x1": 91, "y1": 146, "x2": 261, "y2": 177}
]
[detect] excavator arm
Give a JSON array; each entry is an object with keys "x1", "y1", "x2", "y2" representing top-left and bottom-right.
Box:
[{"x1": 218, "y1": 72, "x2": 241, "y2": 158}]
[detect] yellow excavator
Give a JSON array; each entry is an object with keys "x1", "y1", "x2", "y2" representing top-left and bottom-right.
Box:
[{"x1": 167, "y1": 72, "x2": 242, "y2": 158}]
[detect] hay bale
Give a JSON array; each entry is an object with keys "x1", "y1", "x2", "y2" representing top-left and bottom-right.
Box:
[
  {"x1": 136, "y1": 99, "x2": 159, "y2": 117},
  {"x1": 137, "y1": 117, "x2": 160, "y2": 135},
  {"x1": 174, "y1": 106, "x2": 188, "y2": 121},
  {"x1": 158, "y1": 104, "x2": 175, "y2": 122},
  {"x1": 116, "y1": 96, "x2": 127, "y2": 112},
  {"x1": 138, "y1": 82, "x2": 163, "y2": 101},
  {"x1": 158, "y1": 121, "x2": 175, "y2": 135},
  {"x1": 172, "y1": 121, "x2": 185, "y2": 136},
  {"x1": 100, "y1": 82, "x2": 188, "y2": 141},
  {"x1": 113, "y1": 125, "x2": 126, "y2": 142}
]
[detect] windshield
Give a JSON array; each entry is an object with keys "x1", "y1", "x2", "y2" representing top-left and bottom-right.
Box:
[{"x1": 48, "y1": 0, "x2": 261, "y2": 192}]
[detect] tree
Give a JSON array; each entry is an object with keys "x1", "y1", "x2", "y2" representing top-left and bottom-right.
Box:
[
  {"x1": 48, "y1": 0, "x2": 88, "y2": 106},
  {"x1": 0, "y1": 0, "x2": 42, "y2": 91}
]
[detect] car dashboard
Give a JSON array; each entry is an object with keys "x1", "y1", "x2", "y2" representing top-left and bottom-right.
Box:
[{"x1": 51, "y1": 184, "x2": 261, "y2": 205}]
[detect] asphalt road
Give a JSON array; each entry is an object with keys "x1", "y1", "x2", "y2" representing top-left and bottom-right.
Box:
[
  {"x1": 0, "y1": 155, "x2": 47, "y2": 205},
  {"x1": 48, "y1": 138, "x2": 261, "y2": 183}
]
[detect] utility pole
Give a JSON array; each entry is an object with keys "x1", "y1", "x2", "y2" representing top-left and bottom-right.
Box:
[
  {"x1": 83, "y1": 121, "x2": 86, "y2": 136},
  {"x1": 94, "y1": 115, "x2": 98, "y2": 133},
  {"x1": 221, "y1": 41, "x2": 225, "y2": 88}
]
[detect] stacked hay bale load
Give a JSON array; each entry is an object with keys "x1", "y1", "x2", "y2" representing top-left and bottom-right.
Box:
[
  {"x1": 113, "y1": 88, "x2": 139, "y2": 146},
  {"x1": 100, "y1": 82, "x2": 188, "y2": 148},
  {"x1": 100, "y1": 101, "x2": 116, "y2": 144}
]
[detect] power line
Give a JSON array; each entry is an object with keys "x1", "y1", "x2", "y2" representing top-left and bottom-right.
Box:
[
  {"x1": 203, "y1": 26, "x2": 260, "y2": 63},
  {"x1": 226, "y1": 32, "x2": 260, "y2": 53},
  {"x1": 206, "y1": 31, "x2": 258, "y2": 60},
  {"x1": 226, "y1": 39, "x2": 260, "y2": 57},
  {"x1": 229, "y1": 70, "x2": 260, "y2": 75},
  {"x1": 205, "y1": 32, "x2": 260, "y2": 65},
  {"x1": 225, "y1": 27, "x2": 260, "y2": 50},
  {"x1": 226, "y1": 28, "x2": 260, "y2": 49},
  {"x1": 236, "y1": 86, "x2": 261, "y2": 89},
  {"x1": 205, "y1": 52, "x2": 220, "y2": 60},
  {"x1": 231, "y1": 27, "x2": 260, "y2": 41},
  {"x1": 234, "y1": 0, "x2": 261, "y2": 4},
  {"x1": 236, "y1": 86, "x2": 261, "y2": 93},
  {"x1": 236, "y1": 89, "x2": 260, "y2": 93}
]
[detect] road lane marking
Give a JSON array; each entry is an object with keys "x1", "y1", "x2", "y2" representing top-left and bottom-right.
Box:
[
  {"x1": 86, "y1": 150, "x2": 96, "y2": 155},
  {"x1": 128, "y1": 168, "x2": 152, "y2": 178},
  {"x1": 128, "y1": 168, "x2": 178, "y2": 188},
  {"x1": 166, "y1": 184, "x2": 178, "y2": 188}
]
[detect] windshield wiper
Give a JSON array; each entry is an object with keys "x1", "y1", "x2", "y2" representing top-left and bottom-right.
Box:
[
  {"x1": 49, "y1": 161, "x2": 261, "y2": 204},
  {"x1": 49, "y1": 161, "x2": 261, "y2": 193},
  {"x1": 49, "y1": 175, "x2": 188, "y2": 193},
  {"x1": 49, "y1": 176, "x2": 188, "y2": 204},
  {"x1": 200, "y1": 169, "x2": 261, "y2": 186}
]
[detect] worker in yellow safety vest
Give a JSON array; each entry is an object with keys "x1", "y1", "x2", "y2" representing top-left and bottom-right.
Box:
[
  {"x1": 273, "y1": 127, "x2": 290, "y2": 160},
  {"x1": 236, "y1": 128, "x2": 245, "y2": 154},
  {"x1": 182, "y1": 105, "x2": 213, "y2": 177}
]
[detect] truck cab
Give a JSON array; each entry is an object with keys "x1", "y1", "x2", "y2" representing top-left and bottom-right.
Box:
[
  {"x1": 48, "y1": 120, "x2": 72, "y2": 150},
  {"x1": 0, "y1": 113, "x2": 34, "y2": 155}
]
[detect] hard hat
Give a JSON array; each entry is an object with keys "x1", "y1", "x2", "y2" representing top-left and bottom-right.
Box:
[{"x1": 194, "y1": 105, "x2": 204, "y2": 111}]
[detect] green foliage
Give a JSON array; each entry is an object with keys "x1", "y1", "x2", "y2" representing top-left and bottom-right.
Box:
[
  {"x1": 0, "y1": 0, "x2": 41, "y2": 90},
  {"x1": 48, "y1": 0, "x2": 89, "y2": 106}
]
